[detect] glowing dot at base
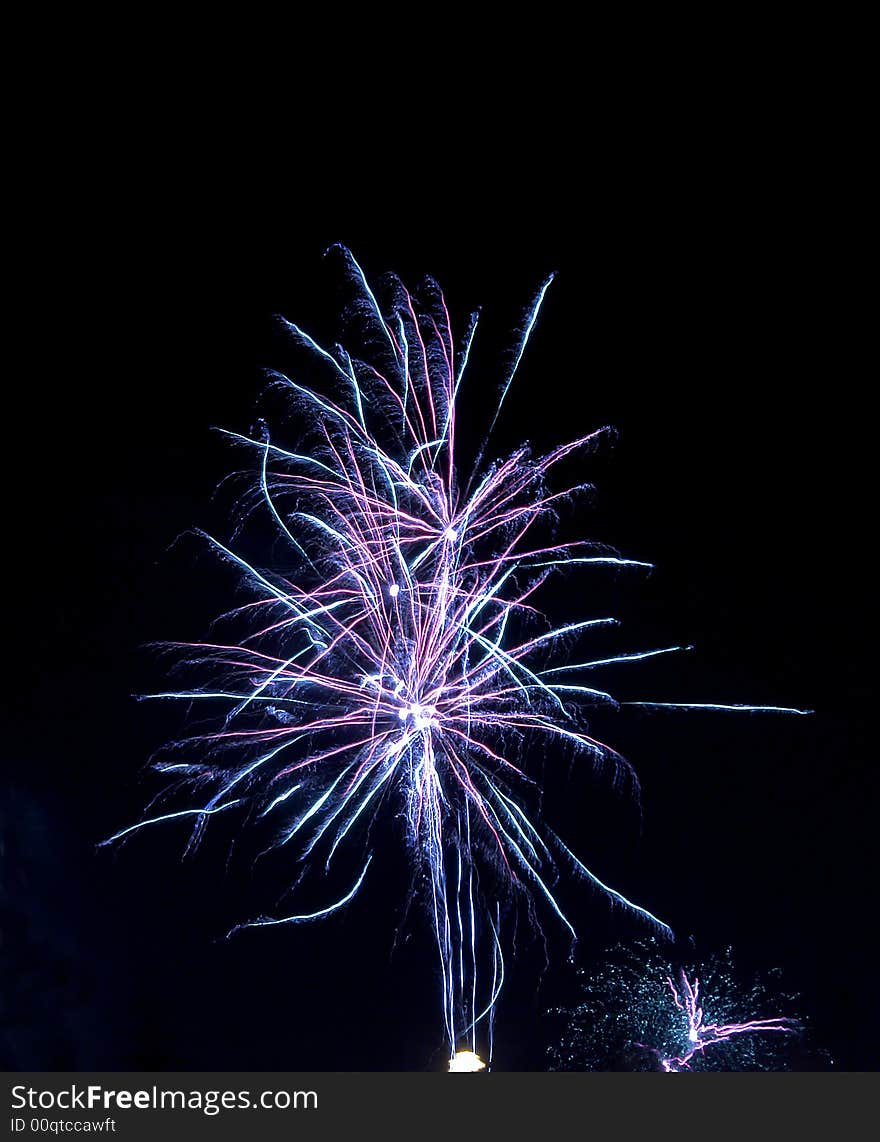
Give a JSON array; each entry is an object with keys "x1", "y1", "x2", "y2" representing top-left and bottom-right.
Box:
[{"x1": 448, "y1": 1050, "x2": 486, "y2": 1072}]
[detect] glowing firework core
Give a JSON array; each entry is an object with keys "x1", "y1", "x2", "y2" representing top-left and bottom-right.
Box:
[{"x1": 399, "y1": 703, "x2": 439, "y2": 733}]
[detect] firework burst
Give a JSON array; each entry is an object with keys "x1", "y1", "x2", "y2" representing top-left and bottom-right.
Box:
[
  {"x1": 549, "y1": 939, "x2": 804, "y2": 1071},
  {"x1": 102, "y1": 248, "x2": 807, "y2": 1061}
]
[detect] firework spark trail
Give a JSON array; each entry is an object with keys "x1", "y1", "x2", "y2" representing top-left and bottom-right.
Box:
[
  {"x1": 102, "y1": 247, "x2": 809, "y2": 1059},
  {"x1": 639, "y1": 969, "x2": 798, "y2": 1071}
]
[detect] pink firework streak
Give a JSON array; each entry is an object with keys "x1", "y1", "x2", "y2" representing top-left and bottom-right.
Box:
[
  {"x1": 102, "y1": 247, "x2": 809, "y2": 1061},
  {"x1": 641, "y1": 970, "x2": 798, "y2": 1071}
]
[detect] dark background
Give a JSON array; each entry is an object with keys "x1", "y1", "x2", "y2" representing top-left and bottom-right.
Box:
[{"x1": 4, "y1": 151, "x2": 874, "y2": 1072}]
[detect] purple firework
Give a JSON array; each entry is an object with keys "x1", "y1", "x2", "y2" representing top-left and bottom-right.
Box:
[{"x1": 103, "y1": 248, "x2": 807, "y2": 1061}]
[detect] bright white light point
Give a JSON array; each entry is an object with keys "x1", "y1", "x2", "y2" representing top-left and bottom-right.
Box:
[
  {"x1": 688, "y1": 1029, "x2": 699, "y2": 1042},
  {"x1": 389, "y1": 583, "x2": 400, "y2": 597},
  {"x1": 444, "y1": 526, "x2": 458, "y2": 541},
  {"x1": 398, "y1": 703, "x2": 437, "y2": 731},
  {"x1": 449, "y1": 1050, "x2": 486, "y2": 1072}
]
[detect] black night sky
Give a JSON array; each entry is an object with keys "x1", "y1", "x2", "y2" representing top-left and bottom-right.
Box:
[{"x1": 5, "y1": 173, "x2": 875, "y2": 1073}]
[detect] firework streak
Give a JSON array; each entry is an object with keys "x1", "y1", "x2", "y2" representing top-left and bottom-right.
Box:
[{"x1": 102, "y1": 248, "x2": 809, "y2": 1060}]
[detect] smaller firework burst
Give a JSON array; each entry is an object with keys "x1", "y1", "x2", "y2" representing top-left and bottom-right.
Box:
[{"x1": 548, "y1": 939, "x2": 804, "y2": 1072}]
